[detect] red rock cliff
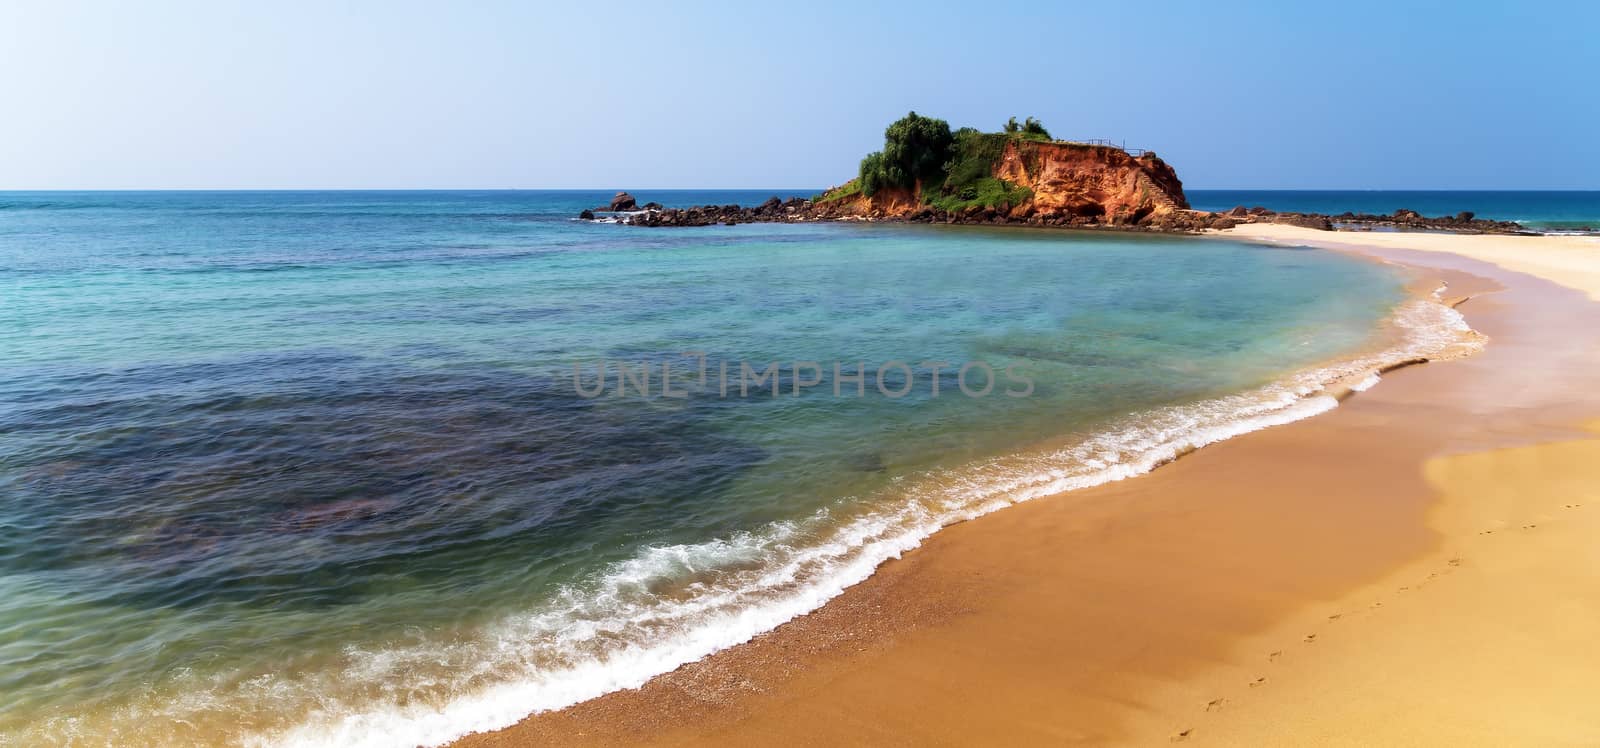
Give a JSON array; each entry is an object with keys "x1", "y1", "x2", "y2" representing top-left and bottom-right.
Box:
[
  {"x1": 818, "y1": 141, "x2": 1189, "y2": 227},
  {"x1": 994, "y1": 141, "x2": 1188, "y2": 222}
]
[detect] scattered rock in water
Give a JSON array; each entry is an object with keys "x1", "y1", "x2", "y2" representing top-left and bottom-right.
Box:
[
  {"x1": 600, "y1": 193, "x2": 1522, "y2": 236},
  {"x1": 1269, "y1": 213, "x2": 1334, "y2": 231},
  {"x1": 609, "y1": 191, "x2": 637, "y2": 211},
  {"x1": 578, "y1": 208, "x2": 595, "y2": 220},
  {"x1": 1209, "y1": 216, "x2": 1239, "y2": 230}
]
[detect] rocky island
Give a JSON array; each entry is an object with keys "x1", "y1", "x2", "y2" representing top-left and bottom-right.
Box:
[{"x1": 584, "y1": 112, "x2": 1529, "y2": 235}]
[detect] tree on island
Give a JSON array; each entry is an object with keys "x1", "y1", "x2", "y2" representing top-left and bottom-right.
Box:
[
  {"x1": 858, "y1": 111, "x2": 953, "y2": 197},
  {"x1": 845, "y1": 112, "x2": 1050, "y2": 209},
  {"x1": 1003, "y1": 116, "x2": 1051, "y2": 140}
]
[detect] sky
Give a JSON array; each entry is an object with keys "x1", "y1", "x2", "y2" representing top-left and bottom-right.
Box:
[{"x1": 2, "y1": 0, "x2": 1596, "y2": 190}]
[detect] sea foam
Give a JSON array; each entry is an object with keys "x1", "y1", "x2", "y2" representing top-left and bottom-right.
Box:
[{"x1": 251, "y1": 296, "x2": 1483, "y2": 748}]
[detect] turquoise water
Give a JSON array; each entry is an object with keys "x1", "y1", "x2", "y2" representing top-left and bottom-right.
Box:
[
  {"x1": 0, "y1": 192, "x2": 1467, "y2": 746},
  {"x1": 1189, "y1": 189, "x2": 1600, "y2": 232}
]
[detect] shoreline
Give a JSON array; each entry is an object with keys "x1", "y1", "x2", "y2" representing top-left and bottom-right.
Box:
[{"x1": 452, "y1": 226, "x2": 1600, "y2": 747}]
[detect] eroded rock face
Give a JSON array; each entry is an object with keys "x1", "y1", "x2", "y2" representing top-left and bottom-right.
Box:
[
  {"x1": 810, "y1": 142, "x2": 1189, "y2": 227},
  {"x1": 993, "y1": 141, "x2": 1189, "y2": 221}
]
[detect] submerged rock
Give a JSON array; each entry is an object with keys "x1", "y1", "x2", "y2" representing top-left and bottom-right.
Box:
[{"x1": 845, "y1": 452, "x2": 887, "y2": 473}]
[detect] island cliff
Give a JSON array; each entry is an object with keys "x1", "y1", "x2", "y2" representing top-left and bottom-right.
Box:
[
  {"x1": 807, "y1": 137, "x2": 1194, "y2": 228},
  {"x1": 594, "y1": 112, "x2": 1528, "y2": 235}
]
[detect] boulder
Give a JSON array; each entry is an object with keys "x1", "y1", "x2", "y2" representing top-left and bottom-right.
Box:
[
  {"x1": 1270, "y1": 213, "x2": 1333, "y2": 231},
  {"x1": 609, "y1": 192, "x2": 638, "y2": 211},
  {"x1": 578, "y1": 209, "x2": 595, "y2": 220}
]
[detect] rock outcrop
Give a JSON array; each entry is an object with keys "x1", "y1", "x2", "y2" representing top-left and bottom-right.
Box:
[
  {"x1": 608, "y1": 192, "x2": 637, "y2": 211},
  {"x1": 995, "y1": 141, "x2": 1188, "y2": 223},
  {"x1": 623, "y1": 197, "x2": 813, "y2": 227},
  {"x1": 807, "y1": 141, "x2": 1189, "y2": 227},
  {"x1": 1232, "y1": 206, "x2": 1525, "y2": 234},
  {"x1": 585, "y1": 143, "x2": 1530, "y2": 236},
  {"x1": 599, "y1": 198, "x2": 1530, "y2": 236}
]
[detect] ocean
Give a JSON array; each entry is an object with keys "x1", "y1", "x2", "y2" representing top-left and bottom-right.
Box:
[
  {"x1": 0, "y1": 190, "x2": 1481, "y2": 746},
  {"x1": 1188, "y1": 190, "x2": 1600, "y2": 232}
]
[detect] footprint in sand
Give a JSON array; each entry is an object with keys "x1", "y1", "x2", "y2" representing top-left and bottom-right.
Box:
[
  {"x1": 1303, "y1": 634, "x2": 1318, "y2": 643},
  {"x1": 1448, "y1": 557, "x2": 1462, "y2": 567},
  {"x1": 1205, "y1": 698, "x2": 1227, "y2": 712},
  {"x1": 1249, "y1": 676, "x2": 1268, "y2": 688},
  {"x1": 1328, "y1": 613, "x2": 1342, "y2": 622},
  {"x1": 1268, "y1": 650, "x2": 1283, "y2": 662},
  {"x1": 1171, "y1": 728, "x2": 1193, "y2": 742},
  {"x1": 1523, "y1": 524, "x2": 1539, "y2": 530}
]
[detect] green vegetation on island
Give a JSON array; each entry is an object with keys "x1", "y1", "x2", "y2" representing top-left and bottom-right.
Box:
[
  {"x1": 1002, "y1": 115, "x2": 1051, "y2": 141},
  {"x1": 816, "y1": 112, "x2": 1051, "y2": 211}
]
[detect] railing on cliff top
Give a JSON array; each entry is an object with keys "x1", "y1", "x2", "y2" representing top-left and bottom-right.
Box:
[{"x1": 1061, "y1": 138, "x2": 1148, "y2": 157}]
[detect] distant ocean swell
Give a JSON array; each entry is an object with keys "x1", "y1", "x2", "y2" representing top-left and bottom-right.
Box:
[{"x1": 108, "y1": 295, "x2": 1482, "y2": 747}]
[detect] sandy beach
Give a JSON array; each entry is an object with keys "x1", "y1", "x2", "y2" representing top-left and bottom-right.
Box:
[
  {"x1": 455, "y1": 226, "x2": 1600, "y2": 747},
  {"x1": 12, "y1": 4, "x2": 1600, "y2": 744},
  {"x1": 1229, "y1": 223, "x2": 1600, "y2": 301}
]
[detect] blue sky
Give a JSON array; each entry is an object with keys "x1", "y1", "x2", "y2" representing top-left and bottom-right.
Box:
[{"x1": 2, "y1": 1, "x2": 1596, "y2": 190}]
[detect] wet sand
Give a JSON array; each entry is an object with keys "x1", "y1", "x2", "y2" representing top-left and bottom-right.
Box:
[{"x1": 454, "y1": 228, "x2": 1600, "y2": 746}]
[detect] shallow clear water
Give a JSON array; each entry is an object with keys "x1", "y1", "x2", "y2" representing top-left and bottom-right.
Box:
[
  {"x1": 1189, "y1": 189, "x2": 1600, "y2": 232},
  {"x1": 0, "y1": 191, "x2": 1458, "y2": 746}
]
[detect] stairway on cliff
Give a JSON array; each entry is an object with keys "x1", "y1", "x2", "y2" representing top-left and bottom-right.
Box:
[{"x1": 1133, "y1": 171, "x2": 1182, "y2": 214}]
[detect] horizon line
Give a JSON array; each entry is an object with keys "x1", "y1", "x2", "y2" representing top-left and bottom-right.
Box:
[{"x1": 4, "y1": 187, "x2": 1599, "y2": 193}]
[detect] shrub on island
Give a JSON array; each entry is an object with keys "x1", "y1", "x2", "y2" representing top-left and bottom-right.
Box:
[{"x1": 826, "y1": 112, "x2": 1050, "y2": 211}]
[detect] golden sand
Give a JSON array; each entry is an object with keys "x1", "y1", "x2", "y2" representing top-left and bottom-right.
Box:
[
  {"x1": 1181, "y1": 425, "x2": 1600, "y2": 746},
  {"x1": 1228, "y1": 223, "x2": 1600, "y2": 299},
  {"x1": 454, "y1": 229, "x2": 1600, "y2": 747}
]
